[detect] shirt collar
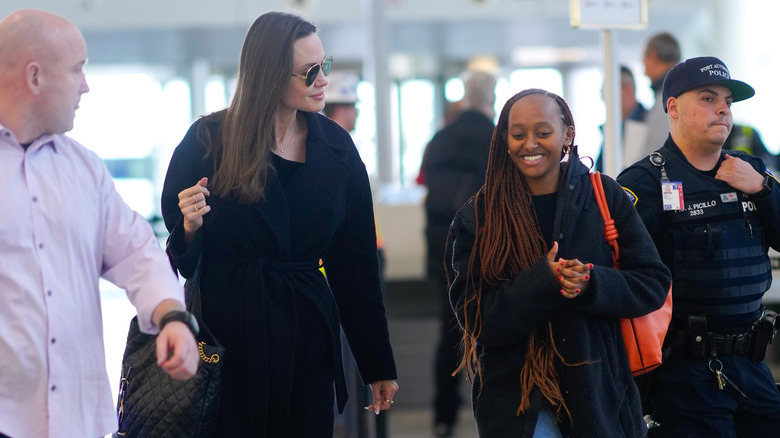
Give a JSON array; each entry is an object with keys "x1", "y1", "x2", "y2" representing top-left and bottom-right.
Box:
[{"x1": 0, "y1": 123, "x2": 58, "y2": 152}]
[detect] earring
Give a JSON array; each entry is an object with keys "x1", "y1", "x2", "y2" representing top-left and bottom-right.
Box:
[{"x1": 563, "y1": 145, "x2": 572, "y2": 155}]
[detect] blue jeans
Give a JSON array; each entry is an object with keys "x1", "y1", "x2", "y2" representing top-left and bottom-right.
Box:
[{"x1": 533, "y1": 410, "x2": 563, "y2": 438}]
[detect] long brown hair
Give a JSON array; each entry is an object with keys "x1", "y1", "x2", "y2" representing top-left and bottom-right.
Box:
[
  {"x1": 198, "y1": 12, "x2": 316, "y2": 203},
  {"x1": 454, "y1": 88, "x2": 577, "y2": 419}
]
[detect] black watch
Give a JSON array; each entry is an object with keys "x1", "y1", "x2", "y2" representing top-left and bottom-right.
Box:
[
  {"x1": 159, "y1": 310, "x2": 199, "y2": 337},
  {"x1": 755, "y1": 174, "x2": 773, "y2": 199}
]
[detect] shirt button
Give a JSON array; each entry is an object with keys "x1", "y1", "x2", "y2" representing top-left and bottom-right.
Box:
[
  {"x1": 47, "y1": 290, "x2": 53, "y2": 296},
  {"x1": 558, "y1": 233, "x2": 564, "y2": 240},
  {"x1": 568, "y1": 184, "x2": 575, "y2": 191},
  {"x1": 3, "y1": 132, "x2": 8, "y2": 137},
  {"x1": 38, "y1": 243, "x2": 44, "y2": 249},
  {"x1": 51, "y1": 338, "x2": 56, "y2": 344},
  {"x1": 51, "y1": 385, "x2": 56, "y2": 391},
  {"x1": 32, "y1": 196, "x2": 38, "y2": 202}
]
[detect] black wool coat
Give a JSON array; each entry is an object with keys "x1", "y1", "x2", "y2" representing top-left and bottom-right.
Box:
[
  {"x1": 447, "y1": 157, "x2": 671, "y2": 438},
  {"x1": 161, "y1": 111, "x2": 397, "y2": 436}
]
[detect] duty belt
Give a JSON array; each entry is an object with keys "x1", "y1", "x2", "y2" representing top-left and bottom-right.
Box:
[{"x1": 669, "y1": 329, "x2": 754, "y2": 357}]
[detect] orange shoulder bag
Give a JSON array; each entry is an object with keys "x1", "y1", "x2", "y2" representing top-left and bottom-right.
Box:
[{"x1": 590, "y1": 171, "x2": 673, "y2": 376}]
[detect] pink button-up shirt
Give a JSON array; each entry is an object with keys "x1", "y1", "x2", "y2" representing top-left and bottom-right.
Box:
[{"x1": 0, "y1": 125, "x2": 184, "y2": 438}]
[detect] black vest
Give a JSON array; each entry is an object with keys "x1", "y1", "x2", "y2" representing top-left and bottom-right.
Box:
[{"x1": 637, "y1": 146, "x2": 770, "y2": 329}]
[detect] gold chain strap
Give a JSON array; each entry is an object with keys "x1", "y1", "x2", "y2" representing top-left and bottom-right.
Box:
[{"x1": 198, "y1": 341, "x2": 220, "y2": 363}]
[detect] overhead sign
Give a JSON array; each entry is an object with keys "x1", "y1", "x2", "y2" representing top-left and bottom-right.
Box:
[{"x1": 570, "y1": 0, "x2": 648, "y2": 30}]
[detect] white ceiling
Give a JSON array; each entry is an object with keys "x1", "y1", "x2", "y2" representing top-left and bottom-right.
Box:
[
  {"x1": 0, "y1": 0, "x2": 714, "y2": 77},
  {"x1": 1, "y1": 0, "x2": 703, "y2": 31}
]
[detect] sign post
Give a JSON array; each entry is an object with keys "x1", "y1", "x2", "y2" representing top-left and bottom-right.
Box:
[{"x1": 570, "y1": 0, "x2": 647, "y2": 176}]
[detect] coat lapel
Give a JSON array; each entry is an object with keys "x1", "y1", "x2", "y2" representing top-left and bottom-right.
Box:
[
  {"x1": 287, "y1": 112, "x2": 351, "y2": 230},
  {"x1": 249, "y1": 112, "x2": 351, "y2": 259}
]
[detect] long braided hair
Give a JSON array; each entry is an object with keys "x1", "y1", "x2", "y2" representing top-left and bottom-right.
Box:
[{"x1": 454, "y1": 88, "x2": 577, "y2": 420}]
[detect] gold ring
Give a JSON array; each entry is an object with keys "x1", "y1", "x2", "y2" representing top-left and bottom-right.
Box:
[
  {"x1": 192, "y1": 194, "x2": 198, "y2": 203},
  {"x1": 385, "y1": 399, "x2": 393, "y2": 404}
]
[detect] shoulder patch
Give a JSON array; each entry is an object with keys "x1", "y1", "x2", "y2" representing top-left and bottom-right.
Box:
[
  {"x1": 766, "y1": 168, "x2": 780, "y2": 186},
  {"x1": 621, "y1": 187, "x2": 638, "y2": 206}
]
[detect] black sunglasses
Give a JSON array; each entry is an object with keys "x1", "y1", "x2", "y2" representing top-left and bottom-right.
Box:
[{"x1": 291, "y1": 56, "x2": 333, "y2": 87}]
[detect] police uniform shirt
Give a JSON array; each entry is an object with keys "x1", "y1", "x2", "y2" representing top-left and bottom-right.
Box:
[{"x1": 617, "y1": 139, "x2": 780, "y2": 331}]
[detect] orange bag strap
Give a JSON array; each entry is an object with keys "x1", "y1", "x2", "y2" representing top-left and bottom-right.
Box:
[{"x1": 590, "y1": 171, "x2": 620, "y2": 267}]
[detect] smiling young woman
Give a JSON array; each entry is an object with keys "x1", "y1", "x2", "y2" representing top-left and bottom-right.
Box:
[
  {"x1": 506, "y1": 93, "x2": 575, "y2": 196},
  {"x1": 447, "y1": 89, "x2": 670, "y2": 437}
]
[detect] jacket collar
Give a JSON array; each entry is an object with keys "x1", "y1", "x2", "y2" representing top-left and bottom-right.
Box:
[{"x1": 249, "y1": 111, "x2": 352, "y2": 259}]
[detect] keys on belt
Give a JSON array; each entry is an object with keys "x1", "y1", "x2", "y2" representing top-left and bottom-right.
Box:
[{"x1": 708, "y1": 358, "x2": 747, "y2": 397}]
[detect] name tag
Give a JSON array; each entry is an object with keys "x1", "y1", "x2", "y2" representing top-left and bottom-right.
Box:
[{"x1": 669, "y1": 195, "x2": 725, "y2": 222}]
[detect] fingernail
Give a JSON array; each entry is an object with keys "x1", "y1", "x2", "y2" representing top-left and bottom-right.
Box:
[
  {"x1": 364, "y1": 406, "x2": 372, "y2": 411},
  {"x1": 575, "y1": 289, "x2": 581, "y2": 294},
  {"x1": 560, "y1": 290, "x2": 565, "y2": 295},
  {"x1": 375, "y1": 406, "x2": 380, "y2": 415},
  {"x1": 558, "y1": 275, "x2": 562, "y2": 280},
  {"x1": 588, "y1": 264, "x2": 594, "y2": 269},
  {"x1": 560, "y1": 260, "x2": 565, "y2": 266},
  {"x1": 584, "y1": 275, "x2": 590, "y2": 280},
  {"x1": 557, "y1": 267, "x2": 561, "y2": 272}
]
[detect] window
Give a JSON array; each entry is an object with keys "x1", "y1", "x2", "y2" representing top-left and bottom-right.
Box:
[{"x1": 71, "y1": 68, "x2": 190, "y2": 219}]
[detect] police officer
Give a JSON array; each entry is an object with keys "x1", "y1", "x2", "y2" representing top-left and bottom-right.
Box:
[{"x1": 618, "y1": 56, "x2": 780, "y2": 437}]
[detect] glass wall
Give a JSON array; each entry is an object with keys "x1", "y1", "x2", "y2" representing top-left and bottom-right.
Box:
[{"x1": 72, "y1": 67, "x2": 192, "y2": 227}]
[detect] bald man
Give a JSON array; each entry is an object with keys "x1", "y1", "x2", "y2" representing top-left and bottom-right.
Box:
[{"x1": 0, "y1": 10, "x2": 198, "y2": 438}]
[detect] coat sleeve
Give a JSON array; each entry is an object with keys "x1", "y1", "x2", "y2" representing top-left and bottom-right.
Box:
[
  {"x1": 322, "y1": 138, "x2": 397, "y2": 383},
  {"x1": 447, "y1": 203, "x2": 569, "y2": 349},
  {"x1": 749, "y1": 158, "x2": 780, "y2": 251},
  {"x1": 161, "y1": 120, "x2": 210, "y2": 280},
  {"x1": 572, "y1": 174, "x2": 671, "y2": 319}
]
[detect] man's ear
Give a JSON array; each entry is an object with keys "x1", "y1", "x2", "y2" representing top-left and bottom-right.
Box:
[
  {"x1": 666, "y1": 97, "x2": 679, "y2": 118},
  {"x1": 26, "y1": 62, "x2": 42, "y2": 95}
]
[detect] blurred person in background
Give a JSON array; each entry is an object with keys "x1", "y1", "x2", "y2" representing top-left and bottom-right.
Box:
[
  {"x1": 723, "y1": 124, "x2": 779, "y2": 173},
  {"x1": 422, "y1": 70, "x2": 497, "y2": 437},
  {"x1": 596, "y1": 65, "x2": 648, "y2": 173},
  {"x1": 634, "y1": 32, "x2": 681, "y2": 165},
  {"x1": 323, "y1": 70, "x2": 360, "y2": 133}
]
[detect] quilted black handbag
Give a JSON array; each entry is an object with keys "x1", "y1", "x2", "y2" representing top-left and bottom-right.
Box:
[{"x1": 113, "y1": 262, "x2": 224, "y2": 438}]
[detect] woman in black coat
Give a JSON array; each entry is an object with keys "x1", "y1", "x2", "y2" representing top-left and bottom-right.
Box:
[
  {"x1": 447, "y1": 89, "x2": 671, "y2": 437},
  {"x1": 161, "y1": 12, "x2": 398, "y2": 437}
]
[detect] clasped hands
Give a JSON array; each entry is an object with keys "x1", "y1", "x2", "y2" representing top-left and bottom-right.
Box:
[{"x1": 547, "y1": 241, "x2": 592, "y2": 299}]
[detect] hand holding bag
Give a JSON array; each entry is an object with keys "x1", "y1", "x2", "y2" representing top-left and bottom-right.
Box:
[
  {"x1": 113, "y1": 261, "x2": 224, "y2": 438},
  {"x1": 590, "y1": 171, "x2": 673, "y2": 377}
]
